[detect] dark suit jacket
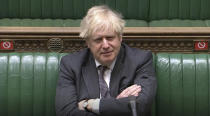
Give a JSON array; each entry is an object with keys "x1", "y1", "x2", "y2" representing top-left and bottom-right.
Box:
[{"x1": 56, "y1": 43, "x2": 157, "y2": 116}]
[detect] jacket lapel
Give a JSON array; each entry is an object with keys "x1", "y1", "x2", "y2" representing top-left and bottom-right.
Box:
[
  {"x1": 109, "y1": 46, "x2": 125, "y2": 97},
  {"x1": 82, "y1": 54, "x2": 100, "y2": 98}
]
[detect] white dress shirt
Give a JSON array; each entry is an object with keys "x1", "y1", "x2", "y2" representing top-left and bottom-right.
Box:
[
  {"x1": 89, "y1": 58, "x2": 116, "y2": 114},
  {"x1": 95, "y1": 58, "x2": 116, "y2": 88}
]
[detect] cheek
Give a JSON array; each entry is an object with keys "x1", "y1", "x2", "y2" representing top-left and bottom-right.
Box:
[
  {"x1": 90, "y1": 45, "x2": 101, "y2": 55},
  {"x1": 113, "y1": 41, "x2": 121, "y2": 49}
]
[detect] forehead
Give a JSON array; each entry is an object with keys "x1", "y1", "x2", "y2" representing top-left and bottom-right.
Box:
[
  {"x1": 93, "y1": 30, "x2": 116, "y2": 37},
  {"x1": 89, "y1": 23, "x2": 116, "y2": 37}
]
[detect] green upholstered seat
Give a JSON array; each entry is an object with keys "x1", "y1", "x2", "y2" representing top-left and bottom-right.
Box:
[
  {"x1": 0, "y1": 18, "x2": 81, "y2": 27},
  {"x1": 1, "y1": 18, "x2": 210, "y2": 27},
  {"x1": 149, "y1": 0, "x2": 210, "y2": 20},
  {"x1": 1, "y1": 0, "x2": 210, "y2": 27},
  {"x1": 0, "y1": 53, "x2": 67, "y2": 116},
  {"x1": 0, "y1": 0, "x2": 149, "y2": 19},
  {"x1": 125, "y1": 19, "x2": 148, "y2": 27},
  {"x1": 0, "y1": 18, "x2": 148, "y2": 27},
  {"x1": 205, "y1": 20, "x2": 210, "y2": 27},
  {"x1": 149, "y1": 19, "x2": 207, "y2": 27},
  {"x1": 155, "y1": 53, "x2": 210, "y2": 116},
  {"x1": 1, "y1": 52, "x2": 210, "y2": 116}
]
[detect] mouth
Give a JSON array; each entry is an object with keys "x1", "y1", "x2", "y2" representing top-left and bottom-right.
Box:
[{"x1": 101, "y1": 51, "x2": 113, "y2": 56}]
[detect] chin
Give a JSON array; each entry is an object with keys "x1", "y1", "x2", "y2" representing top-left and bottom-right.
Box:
[{"x1": 101, "y1": 58, "x2": 114, "y2": 65}]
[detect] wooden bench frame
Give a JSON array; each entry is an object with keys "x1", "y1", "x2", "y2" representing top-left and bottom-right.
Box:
[{"x1": 0, "y1": 27, "x2": 210, "y2": 53}]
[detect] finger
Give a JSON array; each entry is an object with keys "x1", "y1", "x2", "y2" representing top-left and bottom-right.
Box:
[
  {"x1": 130, "y1": 87, "x2": 141, "y2": 96},
  {"x1": 117, "y1": 85, "x2": 141, "y2": 99},
  {"x1": 78, "y1": 100, "x2": 86, "y2": 110},
  {"x1": 87, "y1": 99, "x2": 94, "y2": 111},
  {"x1": 117, "y1": 85, "x2": 136, "y2": 98},
  {"x1": 133, "y1": 93, "x2": 139, "y2": 97},
  {"x1": 121, "y1": 85, "x2": 138, "y2": 95},
  {"x1": 123, "y1": 85, "x2": 141, "y2": 96},
  {"x1": 116, "y1": 92, "x2": 126, "y2": 99},
  {"x1": 125, "y1": 88, "x2": 140, "y2": 97},
  {"x1": 117, "y1": 88, "x2": 131, "y2": 99}
]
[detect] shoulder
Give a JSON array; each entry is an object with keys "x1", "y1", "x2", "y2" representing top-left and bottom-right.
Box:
[
  {"x1": 123, "y1": 43, "x2": 152, "y2": 61},
  {"x1": 120, "y1": 43, "x2": 153, "y2": 69},
  {"x1": 118, "y1": 43, "x2": 154, "y2": 75},
  {"x1": 60, "y1": 48, "x2": 90, "y2": 67}
]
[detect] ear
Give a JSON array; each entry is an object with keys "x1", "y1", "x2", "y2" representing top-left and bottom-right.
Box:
[
  {"x1": 85, "y1": 39, "x2": 90, "y2": 48},
  {"x1": 119, "y1": 35, "x2": 122, "y2": 42}
]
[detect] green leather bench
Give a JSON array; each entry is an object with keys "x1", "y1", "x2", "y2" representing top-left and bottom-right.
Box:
[
  {"x1": 0, "y1": 52, "x2": 210, "y2": 116},
  {"x1": 0, "y1": 0, "x2": 210, "y2": 27}
]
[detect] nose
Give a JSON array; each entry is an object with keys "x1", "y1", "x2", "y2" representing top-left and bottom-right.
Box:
[{"x1": 102, "y1": 38, "x2": 109, "y2": 49}]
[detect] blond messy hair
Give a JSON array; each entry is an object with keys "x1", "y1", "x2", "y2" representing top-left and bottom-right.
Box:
[{"x1": 80, "y1": 5, "x2": 125, "y2": 39}]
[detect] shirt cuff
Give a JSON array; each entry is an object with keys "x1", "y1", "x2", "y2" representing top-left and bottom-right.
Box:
[{"x1": 89, "y1": 99, "x2": 100, "y2": 114}]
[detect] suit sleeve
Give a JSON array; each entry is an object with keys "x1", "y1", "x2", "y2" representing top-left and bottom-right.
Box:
[
  {"x1": 55, "y1": 57, "x2": 98, "y2": 116},
  {"x1": 99, "y1": 52, "x2": 157, "y2": 116}
]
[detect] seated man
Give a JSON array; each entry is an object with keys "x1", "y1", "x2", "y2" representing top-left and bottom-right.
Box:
[{"x1": 56, "y1": 5, "x2": 157, "y2": 116}]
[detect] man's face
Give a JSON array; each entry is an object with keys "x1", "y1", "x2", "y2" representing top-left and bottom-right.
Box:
[{"x1": 86, "y1": 30, "x2": 122, "y2": 66}]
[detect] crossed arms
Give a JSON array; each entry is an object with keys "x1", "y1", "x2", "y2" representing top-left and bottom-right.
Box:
[{"x1": 55, "y1": 52, "x2": 157, "y2": 116}]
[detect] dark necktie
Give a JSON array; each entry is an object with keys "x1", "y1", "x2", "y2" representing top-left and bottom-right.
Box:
[{"x1": 98, "y1": 65, "x2": 111, "y2": 98}]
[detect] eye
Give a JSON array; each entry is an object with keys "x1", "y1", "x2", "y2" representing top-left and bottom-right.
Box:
[
  {"x1": 106, "y1": 36, "x2": 114, "y2": 41},
  {"x1": 94, "y1": 38, "x2": 102, "y2": 43}
]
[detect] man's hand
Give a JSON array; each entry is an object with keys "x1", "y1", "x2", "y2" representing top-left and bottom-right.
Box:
[
  {"x1": 116, "y1": 84, "x2": 141, "y2": 99},
  {"x1": 78, "y1": 99, "x2": 96, "y2": 111},
  {"x1": 78, "y1": 100, "x2": 87, "y2": 110}
]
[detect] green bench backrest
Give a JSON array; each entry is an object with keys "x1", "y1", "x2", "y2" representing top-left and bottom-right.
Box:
[
  {"x1": 149, "y1": 0, "x2": 210, "y2": 20},
  {"x1": 1, "y1": 53, "x2": 210, "y2": 116},
  {"x1": 0, "y1": 53, "x2": 67, "y2": 116},
  {"x1": 0, "y1": 0, "x2": 149, "y2": 19},
  {"x1": 1, "y1": 0, "x2": 210, "y2": 20},
  {"x1": 155, "y1": 53, "x2": 210, "y2": 116}
]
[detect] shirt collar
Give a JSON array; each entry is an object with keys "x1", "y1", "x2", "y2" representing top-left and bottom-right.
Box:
[{"x1": 95, "y1": 58, "x2": 116, "y2": 71}]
